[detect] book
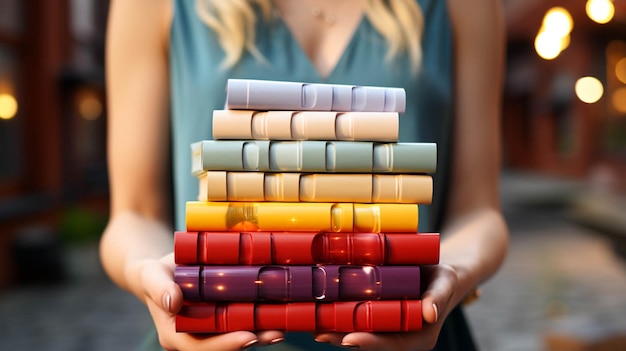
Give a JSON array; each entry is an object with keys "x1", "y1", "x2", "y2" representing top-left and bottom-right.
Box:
[
  {"x1": 226, "y1": 79, "x2": 406, "y2": 113},
  {"x1": 191, "y1": 140, "x2": 437, "y2": 175},
  {"x1": 176, "y1": 300, "x2": 422, "y2": 333},
  {"x1": 185, "y1": 201, "x2": 419, "y2": 233},
  {"x1": 197, "y1": 171, "x2": 433, "y2": 204},
  {"x1": 174, "y1": 231, "x2": 440, "y2": 266},
  {"x1": 212, "y1": 110, "x2": 399, "y2": 141},
  {"x1": 175, "y1": 265, "x2": 421, "y2": 302}
]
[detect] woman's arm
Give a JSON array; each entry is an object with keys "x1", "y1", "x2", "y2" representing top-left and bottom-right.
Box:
[
  {"x1": 100, "y1": 1, "x2": 283, "y2": 349},
  {"x1": 441, "y1": 0, "x2": 508, "y2": 302},
  {"x1": 317, "y1": 0, "x2": 509, "y2": 349},
  {"x1": 100, "y1": 0, "x2": 174, "y2": 297}
]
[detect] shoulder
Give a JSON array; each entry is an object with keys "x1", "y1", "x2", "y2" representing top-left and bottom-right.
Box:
[{"x1": 107, "y1": 0, "x2": 173, "y2": 53}]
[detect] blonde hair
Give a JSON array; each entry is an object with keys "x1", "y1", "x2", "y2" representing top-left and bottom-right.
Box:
[{"x1": 196, "y1": 0, "x2": 424, "y2": 72}]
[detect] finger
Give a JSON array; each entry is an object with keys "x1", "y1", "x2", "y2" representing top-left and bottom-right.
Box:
[
  {"x1": 256, "y1": 330, "x2": 286, "y2": 346},
  {"x1": 341, "y1": 332, "x2": 385, "y2": 350},
  {"x1": 147, "y1": 298, "x2": 260, "y2": 351},
  {"x1": 342, "y1": 331, "x2": 438, "y2": 351},
  {"x1": 140, "y1": 256, "x2": 183, "y2": 315},
  {"x1": 420, "y1": 264, "x2": 457, "y2": 324},
  {"x1": 313, "y1": 332, "x2": 346, "y2": 346}
]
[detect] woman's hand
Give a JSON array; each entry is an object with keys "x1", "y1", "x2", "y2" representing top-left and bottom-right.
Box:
[
  {"x1": 313, "y1": 264, "x2": 459, "y2": 351},
  {"x1": 136, "y1": 253, "x2": 286, "y2": 351}
]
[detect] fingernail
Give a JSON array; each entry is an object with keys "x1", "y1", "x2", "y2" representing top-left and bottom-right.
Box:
[
  {"x1": 269, "y1": 337, "x2": 285, "y2": 345},
  {"x1": 433, "y1": 303, "x2": 439, "y2": 323},
  {"x1": 241, "y1": 339, "x2": 258, "y2": 349},
  {"x1": 162, "y1": 292, "x2": 171, "y2": 313},
  {"x1": 341, "y1": 343, "x2": 360, "y2": 349},
  {"x1": 314, "y1": 338, "x2": 330, "y2": 343}
]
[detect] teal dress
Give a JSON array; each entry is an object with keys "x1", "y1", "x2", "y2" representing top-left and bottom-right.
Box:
[{"x1": 151, "y1": 0, "x2": 478, "y2": 350}]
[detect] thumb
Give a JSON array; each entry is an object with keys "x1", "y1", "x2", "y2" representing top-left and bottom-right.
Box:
[
  {"x1": 140, "y1": 253, "x2": 183, "y2": 315},
  {"x1": 421, "y1": 264, "x2": 457, "y2": 325}
]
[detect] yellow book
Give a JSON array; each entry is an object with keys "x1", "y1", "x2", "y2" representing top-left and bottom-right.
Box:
[{"x1": 185, "y1": 201, "x2": 418, "y2": 233}]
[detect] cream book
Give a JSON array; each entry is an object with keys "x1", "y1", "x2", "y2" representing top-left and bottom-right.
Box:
[
  {"x1": 212, "y1": 110, "x2": 399, "y2": 141},
  {"x1": 197, "y1": 171, "x2": 432, "y2": 204}
]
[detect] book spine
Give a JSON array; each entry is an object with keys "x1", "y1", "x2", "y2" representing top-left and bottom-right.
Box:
[
  {"x1": 198, "y1": 171, "x2": 433, "y2": 204},
  {"x1": 174, "y1": 232, "x2": 440, "y2": 265},
  {"x1": 174, "y1": 232, "x2": 440, "y2": 266},
  {"x1": 176, "y1": 300, "x2": 422, "y2": 333},
  {"x1": 191, "y1": 140, "x2": 437, "y2": 174},
  {"x1": 175, "y1": 265, "x2": 421, "y2": 302},
  {"x1": 212, "y1": 110, "x2": 399, "y2": 142},
  {"x1": 185, "y1": 202, "x2": 419, "y2": 233},
  {"x1": 225, "y1": 79, "x2": 406, "y2": 113}
]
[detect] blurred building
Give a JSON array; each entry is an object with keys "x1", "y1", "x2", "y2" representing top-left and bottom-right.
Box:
[
  {"x1": 503, "y1": 0, "x2": 626, "y2": 185},
  {"x1": 0, "y1": 0, "x2": 109, "y2": 287}
]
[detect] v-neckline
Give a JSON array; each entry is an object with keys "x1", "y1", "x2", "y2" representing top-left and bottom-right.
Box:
[{"x1": 275, "y1": 13, "x2": 365, "y2": 81}]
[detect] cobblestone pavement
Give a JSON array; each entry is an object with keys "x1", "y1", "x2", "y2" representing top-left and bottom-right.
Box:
[{"x1": 1, "y1": 172, "x2": 625, "y2": 351}]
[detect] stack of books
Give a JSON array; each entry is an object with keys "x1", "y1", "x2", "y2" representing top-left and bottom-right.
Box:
[{"x1": 174, "y1": 79, "x2": 440, "y2": 333}]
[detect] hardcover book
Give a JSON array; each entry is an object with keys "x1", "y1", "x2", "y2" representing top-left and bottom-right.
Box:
[
  {"x1": 191, "y1": 140, "x2": 437, "y2": 175},
  {"x1": 185, "y1": 201, "x2": 419, "y2": 233},
  {"x1": 212, "y1": 110, "x2": 399, "y2": 141},
  {"x1": 176, "y1": 300, "x2": 423, "y2": 333},
  {"x1": 175, "y1": 265, "x2": 421, "y2": 302},
  {"x1": 174, "y1": 231, "x2": 440, "y2": 266},
  {"x1": 225, "y1": 79, "x2": 406, "y2": 113},
  {"x1": 197, "y1": 171, "x2": 433, "y2": 204}
]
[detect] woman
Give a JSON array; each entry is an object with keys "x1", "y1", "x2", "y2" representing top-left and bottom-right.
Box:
[{"x1": 101, "y1": 0, "x2": 509, "y2": 350}]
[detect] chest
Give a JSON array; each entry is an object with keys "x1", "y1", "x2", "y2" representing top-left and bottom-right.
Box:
[{"x1": 273, "y1": 0, "x2": 365, "y2": 78}]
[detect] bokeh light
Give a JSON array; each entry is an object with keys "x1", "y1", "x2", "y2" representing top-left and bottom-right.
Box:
[
  {"x1": 586, "y1": 0, "x2": 615, "y2": 24},
  {"x1": 615, "y1": 57, "x2": 626, "y2": 84},
  {"x1": 0, "y1": 93, "x2": 18, "y2": 120},
  {"x1": 611, "y1": 87, "x2": 626, "y2": 113},
  {"x1": 575, "y1": 76, "x2": 604, "y2": 103},
  {"x1": 535, "y1": 7, "x2": 573, "y2": 60}
]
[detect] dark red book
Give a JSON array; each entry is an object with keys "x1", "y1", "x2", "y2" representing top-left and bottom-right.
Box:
[
  {"x1": 175, "y1": 231, "x2": 439, "y2": 265},
  {"x1": 175, "y1": 265, "x2": 420, "y2": 302},
  {"x1": 176, "y1": 300, "x2": 422, "y2": 333}
]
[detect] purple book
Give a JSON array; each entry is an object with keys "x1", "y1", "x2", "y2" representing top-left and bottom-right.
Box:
[
  {"x1": 226, "y1": 79, "x2": 406, "y2": 113},
  {"x1": 175, "y1": 265, "x2": 420, "y2": 302}
]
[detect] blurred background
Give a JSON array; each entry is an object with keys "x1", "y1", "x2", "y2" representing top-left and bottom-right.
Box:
[{"x1": 0, "y1": 0, "x2": 625, "y2": 350}]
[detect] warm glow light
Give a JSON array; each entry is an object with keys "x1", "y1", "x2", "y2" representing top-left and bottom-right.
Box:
[
  {"x1": 611, "y1": 87, "x2": 626, "y2": 113},
  {"x1": 78, "y1": 95, "x2": 102, "y2": 121},
  {"x1": 575, "y1": 76, "x2": 604, "y2": 103},
  {"x1": 216, "y1": 285, "x2": 225, "y2": 291},
  {"x1": 615, "y1": 57, "x2": 626, "y2": 84},
  {"x1": 535, "y1": 31, "x2": 563, "y2": 60},
  {"x1": 586, "y1": 0, "x2": 615, "y2": 24},
  {"x1": 0, "y1": 93, "x2": 18, "y2": 120},
  {"x1": 535, "y1": 7, "x2": 573, "y2": 60},
  {"x1": 560, "y1": 34, "x2": 571, "y2": 51},
  {"x1": 542, "y1": 7, "x2": 574, "y2": 37},
  {"x1": 75, "y1": 88, "x2": 103, "y2": 121}
]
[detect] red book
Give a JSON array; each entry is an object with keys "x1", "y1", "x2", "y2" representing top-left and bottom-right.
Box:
[
  {"x1": 176, "y1": 300, "x2": 422, "y2": 333},
  {"x1": 175, "y1": 231, "x2": 440, "y2": 265}
]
